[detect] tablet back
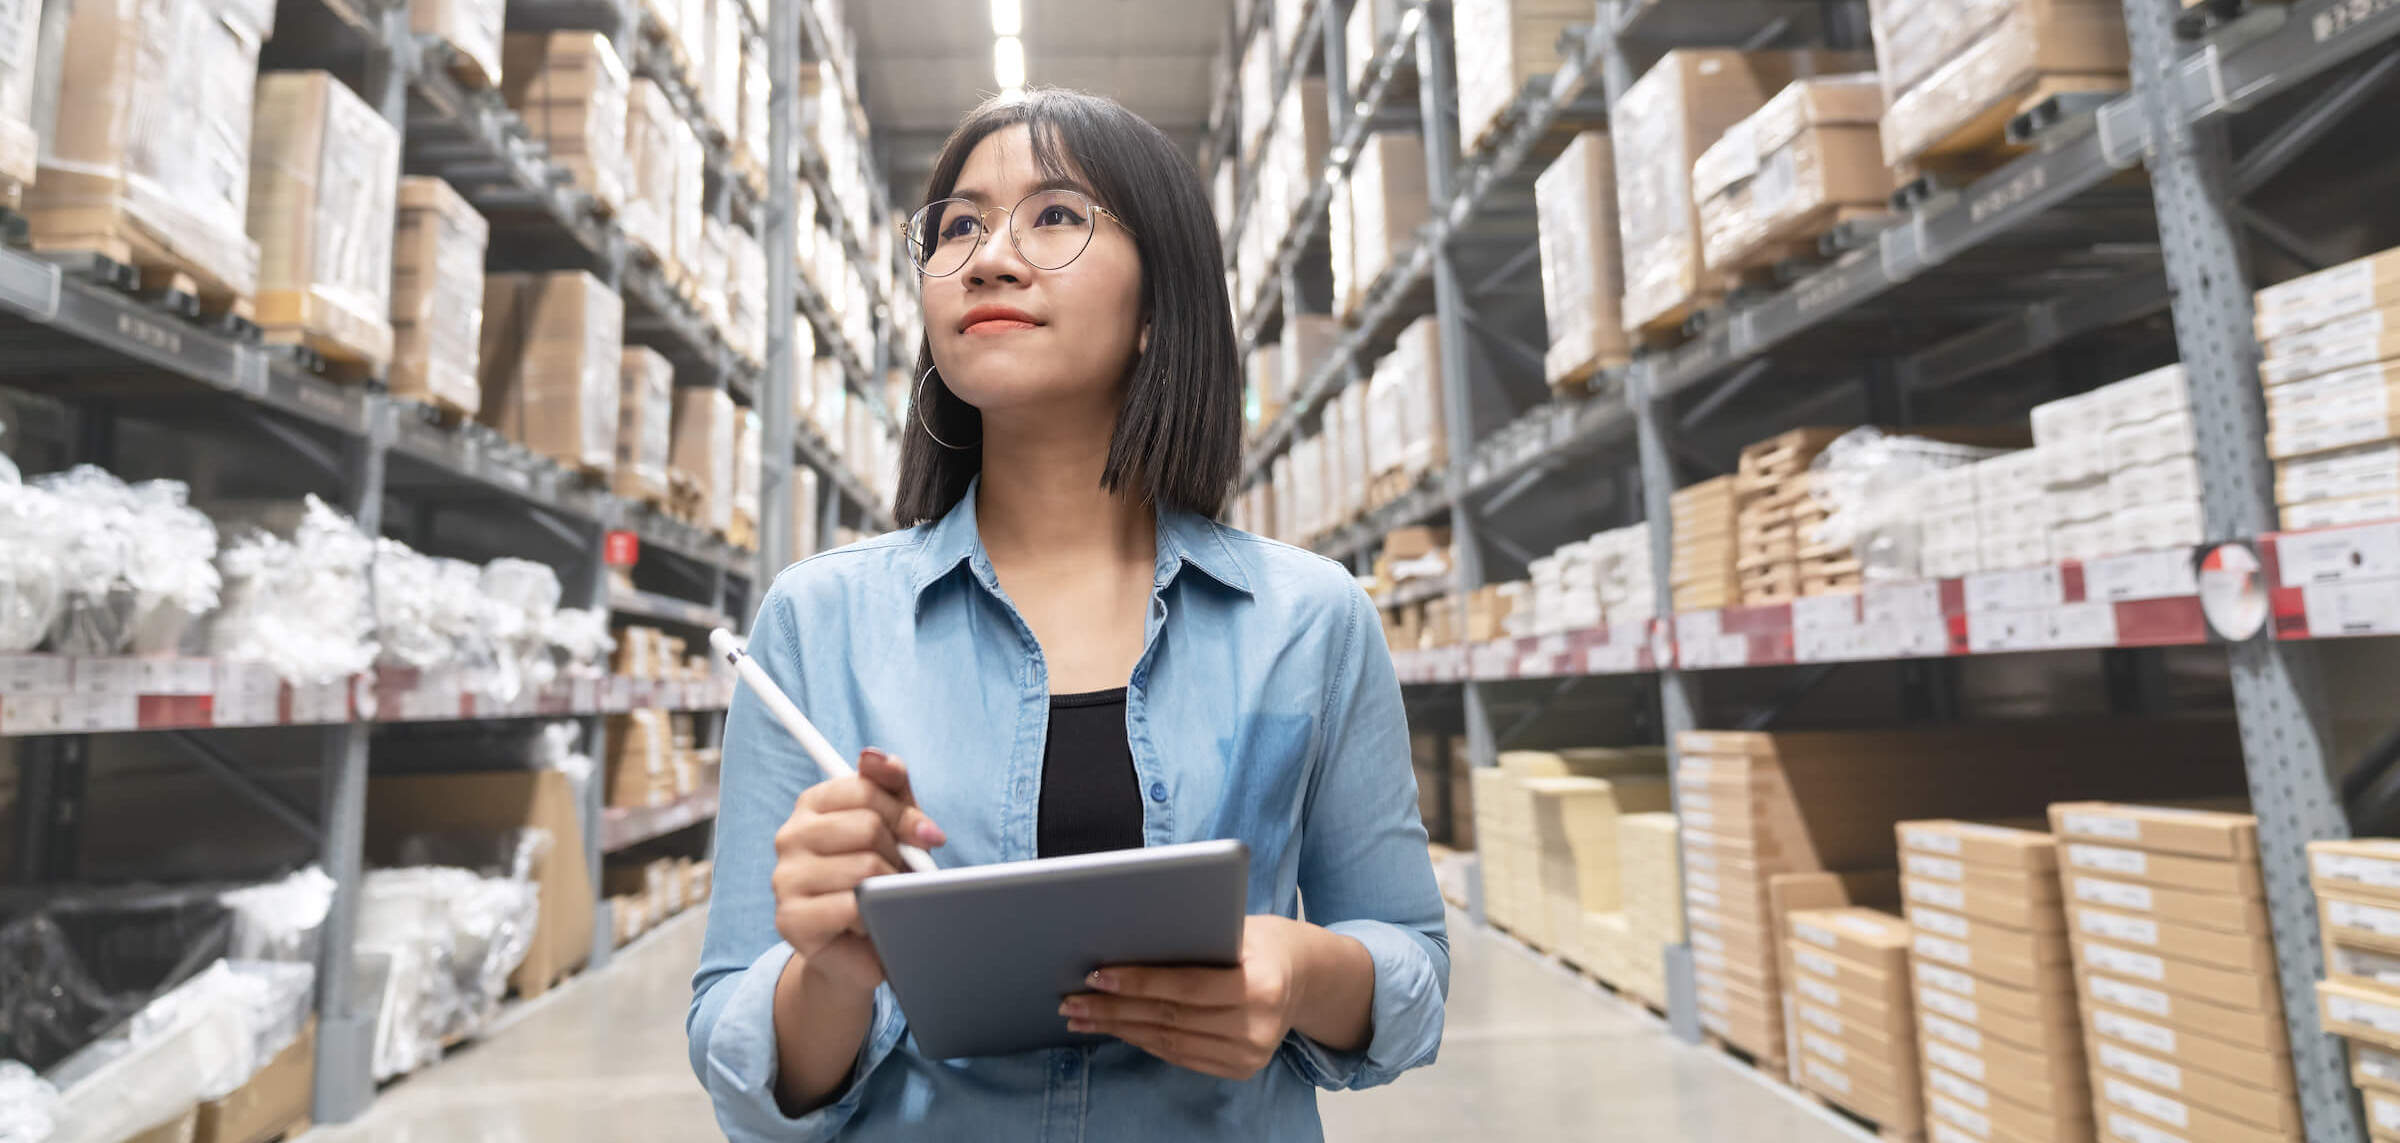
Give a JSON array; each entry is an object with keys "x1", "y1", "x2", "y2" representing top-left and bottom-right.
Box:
[{"x1": 855, "y1": 839, "x2": 1249, "y2": 1059}]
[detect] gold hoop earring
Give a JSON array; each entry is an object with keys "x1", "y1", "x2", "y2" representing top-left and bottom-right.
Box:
[{"x1": 915, "y1": 364, "x2": 976, "y2": 451}]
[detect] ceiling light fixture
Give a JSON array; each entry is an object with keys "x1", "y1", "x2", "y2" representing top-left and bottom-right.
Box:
[
  {"x1": 990, "y1": 0, "x2": 1021, "y2": 36},
  {"x1": 994, "y1": 35, "x2": 1025, "y2": 90}
]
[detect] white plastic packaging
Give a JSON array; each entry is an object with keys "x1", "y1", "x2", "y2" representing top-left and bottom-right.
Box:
[
  {"x1": 1809, "y1": 428, "x2": 2015, "y2": 582},
  {"x1": 31, "y1": 467, "x2": 221, "y2": 655},
  {"x1": 211, "y1": 495, "x2": 379, "y2": 685},
  {"x1": 356, "y1": 866, "x2": 541, "y2": 1079},
  {"x1": 0, "y1": 457, "x2": 64, "y2": 653},
  {"x1": 219, "y1": 865, "x2": 337, "y2": 964},
  {"x1": 0, "y1": 1061, "x2": 59, "y2": 1143}
]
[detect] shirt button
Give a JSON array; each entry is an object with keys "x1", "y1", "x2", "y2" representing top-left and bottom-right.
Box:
[{"x1": 1148, "y1": 781, "x2": 1168, "y2": 802}]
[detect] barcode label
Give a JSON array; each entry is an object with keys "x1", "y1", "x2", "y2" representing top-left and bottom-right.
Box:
[
  {"x1": 1904, "y1": 828, "x2": 1963, "y2": 855},
  {"x1": 2074, "y1": 877, "x2": 2153, "y2": 911},
  {"x1": 1909, "y1": 880, "x2": 1966, "y2": 911},
  {"x1": 2062, "y1": 811, "x2": 2142, "y2": 841},
  {"x1": 2092, "y1": 975, "x2": 2172, "y2": 1017},
  {"x1": 2068, "y1": 844, "x2": 2147, "y2": 876},
  {"x1": 2095, "y1": 1009, "x2": 2177, "y2": 1054},
  {"x1": 2079, "y1": 908, "x2": 2161, "y2": 946},
  {"x1": 1908, "y1": 854, "x2": 1966, "y2": 881},
  {"x1": 1916, "y1": 908, "x2": 1971, "y2": 939}
]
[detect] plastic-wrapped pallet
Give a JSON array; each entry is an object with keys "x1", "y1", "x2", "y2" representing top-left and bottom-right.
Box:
[
  {"x1": 615, "y1": 348, "x2": 673, "y2": 506},
  {"x1": 390, "y1": 177, "x2": 489, "y2": 418},
  {"x1": 211, "y1": 495, "x2": 377, "y2": 685},
  {"x1": 1342, "y1": 132, "x2": 1429, "y2": 318},
  {"x1": 1450, "y1": 0, "x2": 1587, "y2": 155},
  {"x1": 737, "y1": 32, "x2": 769, "y2": 178},
  {"x1": 250, "y1": 72, "x2": 400, "y2": 377},
  {"x1": 622, "y1": 79, "x2": 679, "y2": 266},
  {"x1": 672, "y1": 387, "x2": 737, "y2": 535},
  {"x1": 478, "y1": 272, "x2": 623, "y2": 475},
  {"x1": 2255, "y1": 247, "x2": 2400, "y2": 530},
  {"x1": 701, "y1": 0, "x2": 742, "y2": 140},
  {"x1": 733, "y1": 408, "x2": 761, "y2": 543},
  {"x1": 1612, "y1": 51, "x2": 1792, "y2": 339},
  {"x1": 501, "y1": 32, "x2": 629, "y2": 215},
  {"x1": 1691, "y1": 75, "x2": 1890, "y2": 275},
  {"x1": 0, "y1": 0, "x2": 42, "y2": 191},
  {"x1": 1535, "y1": 133, "x2": 1629, "y2": 391},
  {"x1": 412, "y1": 0, "x2": 505, "y2": 88},
  {"x1": 1869, "y1": 0, "x2": 2127, "y2": 168},
  {"x1": 32, "y1": 0, "x2": 275, "y2": 304}
]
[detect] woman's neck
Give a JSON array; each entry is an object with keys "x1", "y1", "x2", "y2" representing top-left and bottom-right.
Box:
[{"x1": 974, "y1": 409, "x2": 1155, "y2": 571}]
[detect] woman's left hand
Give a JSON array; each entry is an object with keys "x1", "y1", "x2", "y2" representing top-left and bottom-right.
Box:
[{"x1": 1060, "y1": 914, "x2": 1317, "y2": 1080}]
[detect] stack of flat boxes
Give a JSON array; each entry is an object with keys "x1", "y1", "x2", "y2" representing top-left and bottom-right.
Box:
[
  {"x1": 2310, "y1": 838, "x2": 2400, "y2": 1139},
  {"x1": 1590, "y1": 812, "x2": 1683, "y2": 1008},
  {"x1": 2254, "y1": 247, "x2": 2400, "y2": 530},
  {"x1": 1528, "y1": 542, "x2": 1604, "y2": 636},
  {"x1": 1734, "y1": 429, "x2": 1843, "y2": 606},
  {"x1": 2050, "y1": 803, "x2": 2302, "y2": 1143},
  {"x1": 1918, "y1": 464, "x2": 1984, "y2": 579},
  {"x1": 1672, "y1": 476, "x2": 1741, "y2": 612},
  {"x1": 1897, "y1": 820, "x2": 2092, "y2": 1143},
  {"x1": 1469, "y1": 752, "x2": 1575, "y2": 949},
  {"x1": 1527, "y1": 776, "x2": 1673, "y2": 973},
  {"x1": 1677, "y1": 732, "x2": 1811, "y2": 1067},
  {"x1": 1972, "y1": 449, "x2": 2052, "y2": 574},
  {"x1": 1788, "y1": 908, "x2": 1923, "y2": 1136},
  {"x1": 2030, "y1": 365, "x2": 2205, "y2": 562}
]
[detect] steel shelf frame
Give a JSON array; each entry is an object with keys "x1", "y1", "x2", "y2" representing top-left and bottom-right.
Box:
[
  {"x1": 1220, "y1": 0, "x2": 2400, "y2": 1116},
  {"x1": 0, "y1": 0, "x2": 872, "y2": 1123}
]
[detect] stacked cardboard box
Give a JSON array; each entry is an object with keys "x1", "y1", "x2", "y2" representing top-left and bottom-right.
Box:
[
  {"x1": 1613, "y1": 51, "x2": 1865, "y2": 340},
  {"x1": 605, "y1": 855, "x2": 716, "y2": 946},
  {"x1": 1364, "y1": 317, "x2": 1448, "y2": 489},
  {"x1": 1472, "y1": 749, "x2": 1666, "y2": 949},
  {"x1": 389, "y1": 177, "x2": 489, "y2": 417},
  {"x1": 33, "y1": 0, "x2": 273, "y2": 305},
  {"x1": 1586, "y1": 812, "x2": 1683, "y2": 1007},
  {"x1": 413, "y1": 0, "x2": 504, "y2": 88},
  {"x1": 502, "y1": 33, "x2": 630, "y2": 215},
  {"x1": 1694, "y1": 75, "x2": 1891, "y2": 275},
  {"x1": 2051, "y1": 803, "x2": 2302, "y2": 1143},
  {"x1": 1736, "y1": 429, "x2": 1844, "y2": 605},
  {"x1": 2026, "y1": 364, "x2": 2204, "y2": 562},
  {"x1": 1535, "y1": 133, "x2": 1630, "y2": 392},
  {"x1": 623, "y1": 79, "x2": 682, "y2": 267},
  {"x1": 250, "y1": 72, "x2": 401, "y2": 377},
  {"x1": 698, "y1": 0, "x2": 742, "y2": 140},
  {"x1": 1335, "y1": 132, "x2": 1430, "y2": 320},
  {"x1": 1897, "y1": 820, "x2": 2092, "y2": 1143},
  {"x1": 478, "y1": 271, "x2": 624, "y2": 475},
  {"x1": 1913, "y1": 464, "x2": 1985, "y2": 579},
  {"x1": 614, "y1": 348, "x2": 674, "y2": 506},
  {"x1": 1788, "y1": 908, "x2": 1924, "y2": 1135},
  {"x1": 2256, "y1": 248, "x2": 2400, "y2": 530},
  {"x1": 1281, "y1": 315, "x2": 1341, "y2": 411},
  {"x1": 2310, "y1": 838, "x2": 2400, "y2": 1140},
  {"x1": 1971, "y1": 449, "x2": 2053, "y2": 573},
  {"x1": 1671, "y1": 476, "x2": 1741, "y2": 611},
  {"x1": 1527, "y1": 775, "x2": 1674, "y2": 968},
  {"x1": 1524, "y1": 524, "x2": 1656, "y2": 634},
  {"x1": 0, "y1": 0, "x2": 39, "y2": 193},
  {"x1": 1870, "y1": 0, "x2": 2127, "y2": 170},
  {"x1": 671, "y1": 387, "x2": 737, "y2": 535},
  {"x1": 1258, "y1": 78, "x2": 1330, "y2": 254},
  {"x1": 1451, "y1": 0, "x2": 1589, "y2": 154},
  {"x1": 1238, "y1": 23, "x2": 1275, "y2": 164}
]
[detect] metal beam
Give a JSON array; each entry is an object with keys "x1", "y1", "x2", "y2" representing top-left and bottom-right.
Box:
[
  {"x1": 2235, "y1": 203, "x2": 2335, "y2": 273},
  {"x1": 1465, "y1": 241, "x2": 1543, "y2": 299},
  {"x1": 1678, "y1": 357, "x2": 1772, "y2": 429},
  {"x1": 163, "y1": 732, "x2": 323, "y2": 844},
  {"x1": 1737, "y1": 663, "x2": 1842, "y2": 731},
  {"x1": 2232, "y1": 51, "x2": 2400, "y2": 197}
]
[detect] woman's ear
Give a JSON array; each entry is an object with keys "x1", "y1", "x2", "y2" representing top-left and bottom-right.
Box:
[{"x1": 1138, "y1": 324, "x2": 1151, "y2": 355}]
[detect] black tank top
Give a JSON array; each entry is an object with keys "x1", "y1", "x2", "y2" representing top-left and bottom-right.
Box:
[{"x1": 1037, "y1": 688, "x2": 1144, "y2": 857}]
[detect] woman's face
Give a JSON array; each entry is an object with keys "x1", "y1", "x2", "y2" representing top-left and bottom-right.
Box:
[{"x1": 920, "y1": 124, "x2": 1145, "y2": 420}]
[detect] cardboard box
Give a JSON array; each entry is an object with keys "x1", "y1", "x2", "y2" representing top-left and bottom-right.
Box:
[
  {"x1": 2089, "y1": 1037, "x2": 2298, "y2": 1134},
  {"x1": 1875, "y1": 0, "x2": 2129, "y2": 166},
  {"x1": 1899, "y1": 820, "x2": 2058, "y2": 875},
  {"x1": 2277, "y1": 439, "x2": 2400, "y2": 508},
  {"x1": 2058, "y1": 841, "x2": 2263, "y2": 897},
  {"x1": 2093, "y1": 1071, "x2": 2290, "y2": 1143},
  {"x1": 1910, "y1": 910, "x2": 2075, "y2": 993},
  {"x1": 2073, "y1": 936, "x2": 2282, "y2": 1013},
  {"x1": 2090, "y1": 970, "x2": 2290, "y2": 1055},
  {"x1": 479, "y1": 271, "x2": 623, "y2": 472},
  {"x1": 1799, "y1": 1048, "x2": 1923, "y2": 1131},
  {"x1": 2256, "y1": 248, "x2": 2400, "y2": 342},
  {"x1": 250, "y1": 71, "x2": 400, "y2": 372},
  {"x1": 2262, "y1": 325, "x2": 2400, "y2": 390},
  {"x1": 1789, "y1": 907, "x2": 1911, "y2": 975},
  {"x1": 1913, "y1": 958, "x2": 2076, "y2": 1028},
  {"x1": 1452, "y1": 0, "x2": 1589, "y2": 151},
  {"x1": 606, "y1": 707, "x2": 673, "y2": 807},
  {"x1": 2324, "y1": 887, "x2": 2400, "y2": 952},
  {"x1": 2085, "y1": 999, "x2": 2294, "y2": 1095},
  {"x1": 2064, "y1": 872, "x2": 2269, "y2": 935},
  {"x1": 366, "y1": 769, "x2": 594, "y2": 997},
  {"x1": 1344, "y1": 131, "x2": 1430, "y2": 311},
  {"x1": 389, "y1": 177, "x2": 488, "y2": 415},
  {"x1": 501, "y1": 32, "x2": 630, "y2": 213},
  {"x1": 1535, "y1": 132, "x2": 1630, "y2": 384},
  {"x1": 1920, "y1": 1014, "x2": 2091, "y2": 1112},
  {"x1": 193, "y1": 1017, "x2": 314, "y2": 1143},
  {"x1": 2282, "y1": 490, "x2": 2400, "y2": 530},
  {"x1": 1905, "y1": 872, "x2": 2065, "y2": 933},
  {"x1": 1693, "y1": 74, "x2": 1890, "y2": 273},
  {"x1": 671, "y1": 387, "x2": 737, "y2": 534},
  {"x1": 1912, "y1": 979, "x2": 2079, "y2": 1059},
  {"x1": 614, "y1": 347, "x2": 674, "y2": 504},
  {"x1": 0, "y1": 0, "x2": 40, "y2": 189},
  {"x1": 2069, "y1": 903, "x2": 2276, "y2": 975},
  {"x1": 412, "y1": 0, "x2": 504, "y2": 88},
  {"x1": 32, "y1": 0, "x2": 270, "y2": 301},
  {"x1": 2311, "y1": 838, "x2": 2400, "y2": 903},
  {"x1": 1923, "y1": 1070, "x2": 2093, "y2": 1143},
  {"x1": 1796, "y1": 994, "x2": 1915, "y2": 1066},
  {"x1": 623, "y1": 79, "x2": 681, "y2": 263}
]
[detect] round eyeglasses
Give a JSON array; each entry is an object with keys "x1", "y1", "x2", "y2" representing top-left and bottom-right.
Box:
[{"x1": 902, "y1": 188, "x2": 1133, "y2": 277}]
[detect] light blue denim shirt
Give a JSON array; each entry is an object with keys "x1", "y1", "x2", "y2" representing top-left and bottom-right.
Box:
[{"x1": 687, "y1": 487, "x2": 1448, "y2": 1141}]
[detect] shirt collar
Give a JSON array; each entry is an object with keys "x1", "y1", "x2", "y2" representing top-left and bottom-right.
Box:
[{"x1": 909, "y1": 478, "x2": 1255, "y2": 602}]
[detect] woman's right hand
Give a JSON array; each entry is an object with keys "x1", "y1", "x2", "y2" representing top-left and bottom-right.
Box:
[{"x1": 771, "y1": 747, "x2": 945, "y2": 996}]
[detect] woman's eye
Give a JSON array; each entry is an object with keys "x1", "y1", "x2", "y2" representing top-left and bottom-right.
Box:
[
  {"x1": 940, "y1": 215, "x2": 980, "y2": 240},
  {"x1": 1033, "y1": 204, "x2": 1086, "y2": 228}
]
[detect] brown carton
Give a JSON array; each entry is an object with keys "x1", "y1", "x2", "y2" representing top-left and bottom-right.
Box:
[
  {"x1": 193, "y1": 1017, "x2": 313, "y2": 1143},
  {"x1": 1534, "y1": 132, "x2": 1630, "y2": 385},
  {"x1": 1693, "y1": 74, "x2": 1892, "y2": 274},
  {"x1": 670, "y1": 387, "x2": 737, "y2": 535},
  {"x1": 1924, "y1": 1076, "x2": 2093, "y2": 1143},
  {"x1": 1909, "y1": 908, "x2": 2075, "y2": 994},
  {"x1": 478, "y1": 271, "x2": 623, "y2": 473},
  {"x1": 1920, "y1": 1012, "x2": 2092, "y2": 1111},
  {"x1": 2057, "y1": 840, "x2": 2263, "y2": 897},
  {"x1": 1904, "y1": 871, "x2": 2065, "y2": 933},
  {"x1": 614, "y1": 347, "x2": 674, "y2": 505},
  {"x1": 2089, "y1": 970, "x2": 2290, "y2": 1055},
  {"x1": 2088, "y1": 1038, "x2": 2299, "y2": 1135},
  {"x1": 366, "y1": 769, "x2": 594, "y2": 998},
  {"x1": 1912, "y1": 978, "x2": 2080, "y2": 1058},
  {"x1": 250, "y1": 72, "x2": 400, "y2": 374},
  {"x1": 412, "y1": 0, "x2": 504, "y2": 89},
  {"x1": 1897, "y1": 819, "x2": 2058, "y2": 875},
  {"x1": 2311, "y1": 838, "x2": 2400, "y2": 903},
  {"x1": 389, "y1": 177, "x2": 488, "y2": 416},
  {"x1": 2085, "y1": 999, "x2": 2295, "y2": 1095},
  {"x1": 1798, "y1": 1048, "x2": 1923, "y2": 1131},
  {"x1": 2063, "y1": 871, "x2": 2269, "y2": 935},
  {"x1": 1913, "y1": 958, "x2": 2077, "y2": 1028},
  {"x1": 2092, "y1": 1071, "x2": 2291, "y2": 1143},
  {"x1": 2048, "y1": 801, "x2": 2258, "y2": 861},
  {"x1": 1789, "y1": 907, "x2": 1911, "y2": 976},
  {"x1": 2073, "y1": 937, "x2": 2283, "y2": 1013},
  {"x1": 501, "y1": 32, "x2": 629, "y2": 212},
  {"x1": 2068, "y1": 903, "x2": 2277, "y2": 975}
]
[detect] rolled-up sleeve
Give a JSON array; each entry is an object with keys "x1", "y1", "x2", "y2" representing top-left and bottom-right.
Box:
[
  {"x1": 1280, "y1": 583, "x2": 1450, "y2": 1091},
  {"x1": 688, "y1": 572, "x2": 909, "y2": 1140}
]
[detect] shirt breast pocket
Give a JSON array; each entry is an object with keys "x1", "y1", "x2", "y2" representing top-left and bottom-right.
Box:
[{"x1": 1202, "y1": 710, "x2": 1315, "y2": 909}]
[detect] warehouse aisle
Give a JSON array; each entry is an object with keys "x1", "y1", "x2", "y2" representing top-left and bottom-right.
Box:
[{"x1": 308, "y1": 906, "x2": 1855, "y2": 1141}]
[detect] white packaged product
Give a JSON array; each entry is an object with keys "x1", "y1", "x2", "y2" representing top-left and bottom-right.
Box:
[
  {"x1": 220, "y1": 865, "x2": 337, "y2": 964},
  {"x1": 2109, "y1": 456, "x2": 2202, "y2": 517},
  {"x1": 44, "y1": 958, "x2": 311, "y2": 1143},
  {"x1": 0, "y1": 1060, "x2": 58, "y2": 1143},
  {"x1": 211, "y1": 495, "x2": 378, "y2": 685},
  {"x1": 357, "y1": 865, "x2": 541, "y2": 1079},
  {"x1": 0, "y1": 451, "x2": 64, "y2": 653},
  {"x1": 2048, "y1": 478, "x2": 2111, "y2": 525},
  {"x1": 2105, "y1": 409, "x2": 2197, "y2": 471},
  {"x1": 1809, "y1": 428, "x2": 2012, "y2": 581},
  {"x1": 2041, "y1": 436, "x2": 2110, "y2": 487},
  {"x1": 34, "y1": 467, "x2": 222, "y2": 655},
  {"x1": 2116, "y1": 501, "x2": 2205, "y2": 551},
  {"x1": 481, "y1": 557, "x2": 564, "y2": 699}
]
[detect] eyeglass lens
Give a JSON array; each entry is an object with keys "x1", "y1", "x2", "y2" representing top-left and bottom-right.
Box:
[{"x1": 910, "y1": 190, "x2": 1100, "y2": 276}]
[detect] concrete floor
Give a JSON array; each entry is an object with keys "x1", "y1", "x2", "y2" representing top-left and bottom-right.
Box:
[{"x1": 305, "y1": 907, "x2": 1860, "y2": 1142}]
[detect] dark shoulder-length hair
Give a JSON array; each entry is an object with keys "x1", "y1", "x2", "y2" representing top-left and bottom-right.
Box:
[{"x1": 895, "y1": 87, "x2": 1242, "y2": 526}]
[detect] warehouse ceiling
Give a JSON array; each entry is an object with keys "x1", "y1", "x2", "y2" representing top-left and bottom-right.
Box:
[{"x1": 851, "y1": 0, "x2": 1226, "y2": 204}]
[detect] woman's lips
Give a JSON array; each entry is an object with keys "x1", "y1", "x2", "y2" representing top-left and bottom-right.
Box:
[{"x1": 963, "y1": 319, "x2": 1040, "y2": 336}]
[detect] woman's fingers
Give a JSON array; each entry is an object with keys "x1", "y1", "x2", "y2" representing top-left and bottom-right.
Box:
[{"x1": 858, "y1": 748, "x2": 946, "y2": 848}]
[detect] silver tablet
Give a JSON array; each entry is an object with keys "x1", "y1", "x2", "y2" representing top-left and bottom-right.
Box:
[{"x1": 854, "y1": 839, "x2": 1249, "y2": 1059}]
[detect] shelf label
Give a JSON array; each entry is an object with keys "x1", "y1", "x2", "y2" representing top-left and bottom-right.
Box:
[
  {"x1": 62, "y1": 691, "x2": 138, "y2": 732},
  {"x1": 2084, "y1": 549, "x2": 2198, "y2": 602},
  {"x1": 1585, "y1": 639, "x2": 1641, "y2": 675},
  {"x1": 72, "y1": 658, "x2": 146, "y2": 696},
  {"x1": 0, "y1": 655, "x2": 71, "y2": 695},
  {"x1": 2044, "y1": 601, "x2": 2121, "y2": 648},
  {"x1": 213, "y1": 664, "x2": 282, "y2": 726},
  {"x1": 1962, "y1": 566, "x2": 2064, "y2": 613},
  {"x1": 0, "y1": 695, "x2": 63, "y2": 735},
  {"x1": 2303, "y1": 579, "x2": 2400, "y2": 638},
  {"x1": 2278, "y1": 521, "x2": 2400, "y2": 586}
]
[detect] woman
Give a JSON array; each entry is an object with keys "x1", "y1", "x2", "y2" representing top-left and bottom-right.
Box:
[{"x1": 688, "y1": 88, "x2": 1447, "y2": 1141}]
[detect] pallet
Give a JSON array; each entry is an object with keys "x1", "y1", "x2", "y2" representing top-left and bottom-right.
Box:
[
  {"x1": 1704, "y1": 1032, "x2": 1788, "y2": 1079},
  {"x1": 727, "y1": 510, "x2": 758, "y2": 553},
  {"x1": 1893, "y1": 73, "x2": 2130, "y2": 190},
  {"x1": 1546, "y1": 348, "x2": 1631, "y2": 398},
  {"x1": 398, "y1": 392, "x2": 476, "y2": 428},
  {"x1": 41, "y1": 249, "x2": 256, "y2": 337},
  {"x1": 28, "y1": 185, "x2": 257, "y2": 325},
  {"x1": 1629, "y1": 290, "x2": 1722, "y2": 350},
  {"x1": 1800, "y1": 1091, "x2": 1925, "y2": 1143},
  {"x1": 1721, "y1": 204, "x2": 1893, "y2": 280}
]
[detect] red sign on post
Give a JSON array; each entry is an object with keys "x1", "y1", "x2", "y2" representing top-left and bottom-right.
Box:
[{"x1": 603, "y1": 530, "x2": 641, "y2": 568}]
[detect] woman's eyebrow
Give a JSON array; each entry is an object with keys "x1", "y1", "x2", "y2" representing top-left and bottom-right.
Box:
[{"x1": 946, "y1": 177, "x2": 1094, "y2": 206}]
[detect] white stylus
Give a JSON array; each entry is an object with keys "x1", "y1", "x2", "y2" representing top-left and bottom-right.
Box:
[{"x1": 710, "y1": 628, "x2": 938, "y2": 874}]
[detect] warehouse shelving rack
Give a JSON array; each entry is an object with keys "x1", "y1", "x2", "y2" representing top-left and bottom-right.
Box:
[
  {"x1": 0, "y1": 0, "x2": 900, "y2": 1124},
  {"x1": 1217, "y1": 1, "x2": 2400, "y2": 1138}
]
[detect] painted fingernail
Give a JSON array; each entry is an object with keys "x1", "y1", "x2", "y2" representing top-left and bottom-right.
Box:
[
  {"x1": 919, "y1": 821, "x2": 947, "y2": 846},
  {"x1": 859, "y1": 747, "x2": 885, "y2": 764},
  {"x1": 1088, "y1": 971, "x2": 1116, "y2": 991},
  {"x1": 1060, "y1": 1000, "x2": 1086, "y2": 1018}
]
